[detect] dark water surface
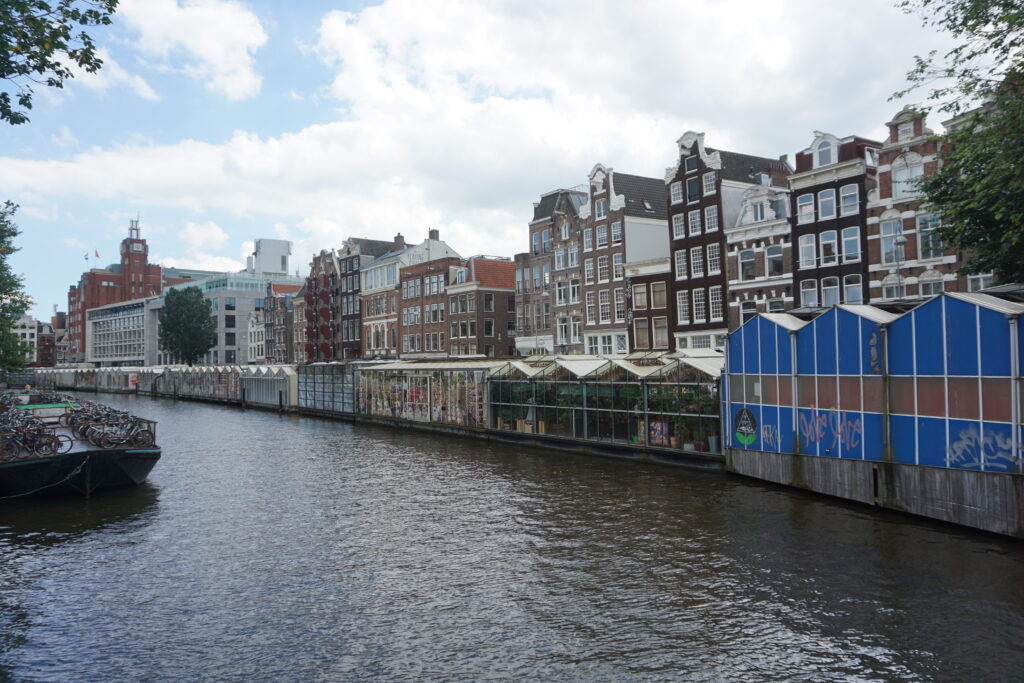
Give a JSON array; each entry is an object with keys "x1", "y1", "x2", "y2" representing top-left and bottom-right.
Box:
[{"x1": 1, "y1": 393, "x2": 1022, "y2": 681}]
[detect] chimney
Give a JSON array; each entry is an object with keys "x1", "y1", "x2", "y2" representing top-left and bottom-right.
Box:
[
  {"x1": 428, "y1": 228, "x2": 440, "y2": 241},
  {"x1": 394, "y1": 233, "x2": 406, "y2": 250}
]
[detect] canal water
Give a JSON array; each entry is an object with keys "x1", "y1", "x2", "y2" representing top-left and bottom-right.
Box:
[{"x1": 1, "y1": 394, "x2": 1022, "y2": 681}]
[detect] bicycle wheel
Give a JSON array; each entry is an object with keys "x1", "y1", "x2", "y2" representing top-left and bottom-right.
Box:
[
  {"x1": 99, "y1": 434, "x2": 116, "y2": 450},
  {"x1": 132, "y1": 429, "x2": 154, "y2": 448},
  {"x1": 55, "y1": 434, "x2": 74, "y2": 454},
  {"x1": 33, "y1": 438, "x2": 56, "y2": 457}
]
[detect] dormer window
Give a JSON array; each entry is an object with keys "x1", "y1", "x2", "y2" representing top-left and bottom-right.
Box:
[
  {"x1": 684, "y1": 156, "x2": 699, "y2": 174},
  {"x1": 815, "y1": 140, "x2": 834, "y2": 167},
  {"x1": 595, "y1": 198, "x2": 608, "y2": 219},
  {"x1": 756, "y1": 172, "x2": 770, "y2": 186},
  {"x1": 752, "y1": 202, "x2": 765, "y2": 222}
]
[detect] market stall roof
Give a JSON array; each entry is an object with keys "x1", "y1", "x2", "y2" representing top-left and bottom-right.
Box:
[
  {"x1": 758, "y1": 312, "x2": 809, "y2": 331},
  {"x1": 837, "y1": 304, "x2": 900, "y2": 324},
  {"x1": 490, "y1": 360, "x2": 547, "y2": 378},
  {"x1": 536, "y1": 356, "x2": 612, "y2": 378},
  {"x1": 608, "y1": 358, "x2": 673, "y2": 378},
  {"x1": 666, "y1": 350, "x2": 725, "y2": 378},
  {"x1": 361, "y1": 359, "x2": 509, "y2": 372},
  {"x1": 947, "y1": 291, "x2": 1024, "y2": 315}
]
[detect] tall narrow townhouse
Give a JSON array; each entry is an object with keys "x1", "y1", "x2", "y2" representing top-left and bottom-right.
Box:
[
  {"x1": 447, "y1": 256, "x2": 517, "y2": 357},
  {"x1": 577, "y1": 164, "x2": 667, "y2": 355},
  {"x1": 667, "y1": 132, "x2": 789, "y2": 350},
  {"x1": 361, "y1": 230, "x2": 460, "y2": 359},
  {"x1": 865, "y1": 107, "x2": 993, "y2": 300},
  {"x1": 789, "y1": 132, "x2": 881, "y2": 309},
  {"x1": 537, "y1": 188, "x2": 588, "y2": 355},
  {"x1": 513, "y1": 190, "x2": 568, "y2": 355},
  {"x1": 398, "y1": 254, "x2": 460, "y2": 358},
  {"x1": 724, "y1": 176, "x2": 794, "y2": 328}
]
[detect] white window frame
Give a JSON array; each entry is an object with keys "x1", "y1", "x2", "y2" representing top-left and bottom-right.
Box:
[
  {"x1": 797, "y1": 194, "x2": 814, "y2": 224},
  {"x1": 766, "y1": 245, "x2": 783, "y2": 277},
  {"x1": 690, "y1": 246, "x2": 704, "y2": 277},
  {"x1": 880, "y1": 219, "x2": 904, "y2": 265},
  {"x1": 842, "y1": 226, "x2": 861, "y2": 262},
  {"x1": 611, "y1": 221, "x2": 622, "y2": 244},
  {"x1": 688, "y1": 210, "x2": 701, "y2": 236},
  {"x1": 670, "y1": 181, "x2": 683, "y2": 204},
  {"x1": 739, "y1": 249, "x2": 756, "y2": 281},
  {"x1": 839, "y1": 184, "x2": 859, "y2": 216},
  {"x1": 672, "y1": 213, "x2": 686, "y2": 239},
  {"x1": 709, "y1": 285, "x2": 723, "y2": 322},
  {"x1": 704, "y1": 205, "x2": 719, "y2": 232},
  {"x1": 692, "y1": 289, "x2": 706, "y2": 323},
  {"x1": 676, "y1": 291, "x2": 690, "y2": 324},
  {"x1": 707, "y1": 243, "x2": 721, "y2": 275},
  {"x1": 612, "y1": 252, "x2": 624, "y2": 280},
  {"x1": 843, "y1": 274, "x2": 863, "y2": 304},
  {"x1": 820, "y1": 230, "x2": 838, "y2": 266},
  {"x1": 821, "y1": 276, "x2": 840, "y2": 307},
  {"x1": 583, "y1": 228, "x2": 593, "y2": 251},
  {"x1": 799, "y1": 234, "x2": 816, "y2": 269},
  {"x1": 800, "y1": 279, "x2": 818, "y2": 307},
  {"x1": 674, "y1": 250, "x2": 688, "y2": 280},
  {"x1": 702, "y1": 171, "x2": 716, "y2": 196},
  {"x1": 818, "y1": 188, "x2": 836, "y2": 220}
]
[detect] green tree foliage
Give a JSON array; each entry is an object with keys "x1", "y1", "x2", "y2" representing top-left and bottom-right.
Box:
[
  {"x1": 896, "y1": 0, "x2": 1024, "y2": 282},
  {"x1": 158, "y1": 288, "x2": 217, "y2": 367},
  {"x1": 1, "y1": 0, "x2": 119, "y2": 125},
  {"x1": 0, "y1": 203, "x2": 33, "y2": 371}
]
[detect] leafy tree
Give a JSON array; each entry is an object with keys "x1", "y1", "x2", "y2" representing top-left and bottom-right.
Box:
[
  {"x1": 1, "y1": 0, "x2": 119, "y2": 125},
  {"x1": 895, "y1": 0, "x2": 1024, "y2": 282},
  {"x1": 158, "y1": 287, "x2": 217, "y2": 366},
  {"x1": 0, "y1": 203, "x2": 33, "y2": 371}
]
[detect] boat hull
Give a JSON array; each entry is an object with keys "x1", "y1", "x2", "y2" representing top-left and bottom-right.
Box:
[{"x1": 0, "y1": 448, "x2": 161, "y2": 499}]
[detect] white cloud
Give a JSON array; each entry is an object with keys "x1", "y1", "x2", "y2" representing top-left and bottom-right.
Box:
[
  {"x1": 51, "y1": 126, "x2": 78, "y2": 148},
  {"x1": 77, "y1": 48, "x2": 159, "y2": 101},
  {"x1": 1, "y1": 0, "x2": 958, "y2": 268},
  {"x1": 118, "y1": 0, "x2": 268, "y2": 100},
  {"x1": 63, "y1": 237, "x2": 86, "y2": 249},
  {"x1": 179, "y1": 221, "x2": 230, "y2": 251}
]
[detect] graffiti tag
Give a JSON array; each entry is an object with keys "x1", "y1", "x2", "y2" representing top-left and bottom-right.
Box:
[
  {"x1": 734, "y1": 408, "x2": 757, "y2": 447},
  {"x1": 946, "y1": 426, "x2": 1022, "y2": 471},
  {"x1": 761, "y1": 423, "x2": 780, "y2": 450},
  {"x1": 800, "y1": 410, "x2": 862, "y2": 453}
]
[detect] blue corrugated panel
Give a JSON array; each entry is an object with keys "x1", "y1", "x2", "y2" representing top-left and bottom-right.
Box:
[
  {"x1": 979, "y1": 307, "x2": 1011, "y2": 376},
  {"x1": 778, "y1": 407, "x2": 796, "y2": 453},
  {"x1": 836, "y1": 410, "x2": 865, "y2": 459},
  {"x1": 981, "y1": 421, "x2": 1016, "y2": 471},
  {"x1": 862, "y1": 413, "x2": 885, "y2": 461},
  {"x1": 945, "y1": 418, "x2": 984, "y2": 469},
  {"x1": 776, "y1": 325, "x2": 793, "y2": 375},
  {"x1": 797, "y1": 407, "x2": 821, "y2": 456},
  {"x1": 727, "y1": 327, "x2": 743, "y2": 373},
  {"x1": 917, "y1": 416, "x2": 947, "y2": 467},
  {"x1": 837, "y1": 310, "x2": 862, "y2": 375},
  {"x1": 913, "y1": 298, "x2": 944, "y2": 376},
  {"x1": 814, "y1": 309, "x2": 838, "y2": 375},
  {"x1": 796, "y1": 324, "x2": 816, "y2": 375},
  {"x1": 759, "y1": 317, "x2": 778, "y2": 376},
  {"x1": 890, "y1": 414, "x2": 917, "y2": 464},
  {"x1": 742, "y1": 317, "x2": 760, "y2": 374},
  {"x1": 729, "y1": 402, "x2": 760, "y2": 450},
  {"x1": 887, "y1": 315, "x2": 915, "y2": 375},
  {"x1": 944, "y1": 297, "x2": 979, "y2": 376},
  {"x1": 861, "y1": 317, "x2": 884, "y2": 375}
]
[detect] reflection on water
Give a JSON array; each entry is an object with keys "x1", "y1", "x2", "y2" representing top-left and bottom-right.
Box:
[{"x1": 0, "y1": 392, "x2": 1022, "y2": 681}]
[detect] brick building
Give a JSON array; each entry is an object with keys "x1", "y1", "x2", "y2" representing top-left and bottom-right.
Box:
[
  {"x1": 265, "y1": 282, "x2": 302, "y2": 363},
  {"x1": 399, "y1": 255, "x2": 461, "y2": 358},
  {"x1": 666, "y1": 132, "x2": 790, "y2": 351},
  {"x1": 540, "y1": 188, "x2": 588, "y2": 355},
  {"x1": 447, "y1": 256, "x2": 516, "y2": 357},
  {"x1": 789, "y1": 131, "x2": 881, "y2": 310},
  {"x1": 625, "y1": 258, "x2": 673, "y2": 351},
  {"x1": 305, "y1": 237, "x2": 393, "y2": 362}
]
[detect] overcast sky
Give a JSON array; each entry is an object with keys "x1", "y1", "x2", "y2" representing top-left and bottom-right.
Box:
[{"x1": 1, "y1": 0, "x2": 955, "y2": 319}]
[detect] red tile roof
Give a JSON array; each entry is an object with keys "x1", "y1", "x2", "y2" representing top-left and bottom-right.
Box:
[
  {"x1": 271, "y1": 283, "x2": 303, "y2": 294},
  {"x1": 470, "y1": 258, "x2": 515, "y2": 288}
]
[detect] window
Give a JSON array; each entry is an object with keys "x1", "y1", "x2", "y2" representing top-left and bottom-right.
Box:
[
  {"x1": 560, "y1": 221, "x2": 570, "y2": 240},
  {"x1": 692, "y1": 289, "x2": 706, "y2": 322},
  {"x1": 883, "y1": 279, "x2": 905, "y2": 299},
  {"x1": 597, "y1": 256, "x2": 609, "y2": 282},
  {"x1": 844, "y1": 274, "x2": 863, "y2": 304},
  {"x1": 224, "y1": 315, "x2": 236, "y2": 328},
  {"x1": 766, "y1": 245, "x2": 783, "y2": 277},
  {"x1": 797, "y1": 194, "x2": 814, "y2": 223},
  {"x1": 686, "y1": 177, "x2": 701, "y2": 203},
  {"x1": 920, "y1": 278, "x2": 945, "y2": 296},
  {"x1": 543, "y1": 263, "x2": 551, "y2": 288},
  {"x1": 532, "y1": 232, "x2": 541, "y2": 255},
  {"x1": 583, "y1": 229, "x2": 593, "y2": 251},
  {"x1": 702, "y1": 172, "x2": 716, "y2": 195},
  {"x1": 610, "y1": 221, "x2": 622, "y2": 244},
  {"x1": 800, "y1": 280, "x2": 818, "y2": 307},
  {"x1": 674, "y1": 250, "x2": 688, "y2": 279},
  {"x1": 224, "y1": 332, "x2": 236, "y2": 346},
  {"x1": 707, "y1": 243, "x2": 721, "y2": 274},
  {"x1": 651, "y1": 282, "x2": 667, "y2": 308},
  {"x1": 653, "y1": 318, "x2": 669, "y2": 349},
  {"x1": 556, "y1": 281, "x2": 568, "y2": 306},
  {"x1": 542, "y1": 229, "x2": 552, "y2": 253},
  {"x1": 741, "y1": 301, "x2": 757, "y2": 324},
  {"x1": 842, "y1": 227, "x2": 861, "y2": 262},
  {"x1": 533, "y1": 266, "x2": 542, "y2": 290},
  {"x1": 585, "y1": 291, "x2": 596, "y2": 323},
  {"x1": 685, "y1": 156, "x2": 699, "y2": 173},
  {"x1": 225, "y1": 297, "x2": 236, "y2": 311},
  {"x1": 676, "y1": 291, "x2": 690, "y2": 324},
  {"x1": 571, "y1": 318, "x2": 581, "y2": 343},
  {"x1": 670, "y1": 181, "x2": 683, "y2": 204},
  {"x1": 918, "y1": 215, "x2": 943, "y2": 259},
  {"x1": 614, "y1": 288, "x2": 625, "y2": 321},
  {"x1": 612, "y1": 253, "x2": 624, "y2": 280},
  {"x1": 821, "y1": 277, "x2": 839, "y2": 307},
  {"x1": 568, "y1": 246, "x2": 580, "y2": 267},
  {"x1": 690, "y1": 246, "x2": 704, "y2": 277},
  {"x1": 820, "y1": 230, "x2": 838, "y2": 265},
  {"x1": 704, "y1": 205, "x2": 719, "y2": 232},
  {"x1": 893, "y1": 163, "x2": 924, "y2": 199},
  {"x1": 967, "y1": 273, "x2": 994, "y2": 292},
  {"x1": 554, "y1": 248, "x2": 565, "y2": 270},
  {"x1": 688, "y1": 210, "x2": 701, "y2": 236},
  {"x1": 840, "y1": 184, "x2": 859, "y2": 216},
  {"x1": 596, "y1": 199, "x2": 608, "y2": 219},
  {"x1": 752, "y1": 202, "x2": 766, "y2": 222},
  {"x1": 484, "y1": 293, "x2": 494, "y2": 312},
  {"x1": 633, "y1": 284, "x2": 648, "y2": 309},
  {"x1": 881, "y1": 220, "x2": 905, "y2": 264},
  {"x1": 596, "y1": 225, "x2": 608, "y2": 247},
  {"x1": 484, "y1": 319, "x2": 495, "y2": 336},
  {"x1": 818, "y1": 189, "x2": 836, "y2": 220},
  {"x1": 634, "y1": 318, "x2": 650, "y2": 349},
  {"x1": 672, "y1": 213, "x2": 686, "y2": 239},
  {"x1": 599, "y1": 290, "x2": 611, "y2": 323},
  {"x1": 709, "y1": 286, "x2": 723, "y2": 321},
  {"x1": 768, "y1": 298, "x2": 785, "y2": 312},
  {"x1": 799, "y1": 234, "x2": 816, "y2": 269},
  {"x1": 584, "y1": 259, "x2": 594, "y2": 283},
  {"x1": 739, "y1": 249, "x2": 756, "y2": 281},
  {"x1": 557, "y1": 317, "x2": 569, "y2": 345},
  {"x1": 815, "y1": 140, "x2": 833, "y2": 167}
]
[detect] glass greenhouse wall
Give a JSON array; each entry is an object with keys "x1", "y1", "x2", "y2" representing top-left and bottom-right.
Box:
[{"x1": 726, "y1": 293, "x2": 1024, "y2": 472}]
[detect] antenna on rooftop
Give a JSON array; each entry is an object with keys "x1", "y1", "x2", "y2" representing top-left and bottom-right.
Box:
[{"x1": 129, "y1": 215, "x2": 141, "y2": 239}]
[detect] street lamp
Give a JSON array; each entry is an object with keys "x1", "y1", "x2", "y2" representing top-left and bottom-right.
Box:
[{"x1": 894, "y1": 234, "x2": 909, "y2": 299}]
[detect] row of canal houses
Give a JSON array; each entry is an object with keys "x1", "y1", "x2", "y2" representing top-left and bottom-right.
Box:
[{"x1": 302, "y1": 106, "x2": 993, "y2": 363}]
